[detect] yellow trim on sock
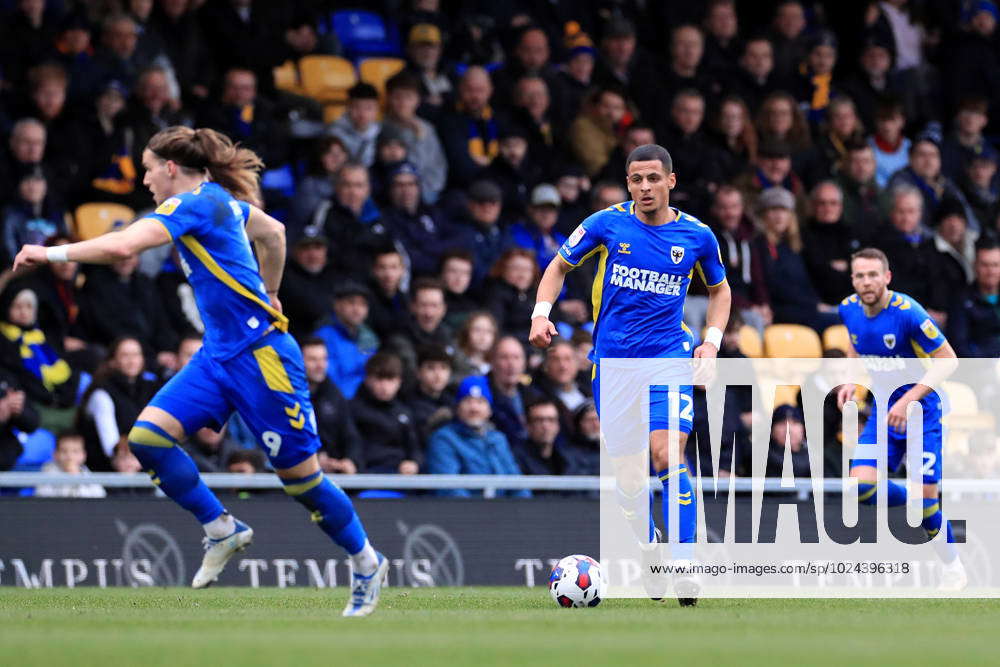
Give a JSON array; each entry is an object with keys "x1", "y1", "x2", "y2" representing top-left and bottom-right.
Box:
[
  {"x1": 923, "y1": 502, "x2": 941, "y2": 518},
  {"x1": 659, "y1": 466, "x2": 688, "y2": 481},
  {"x1": 283, "y1": 474, "x2": 323, "y2": 496},
  {"x1": 858, "y1": 484, "x2": 876, "y2": 502},
  {"x1": 129, "y1": 425, "x2": 176, "y2": 448}
]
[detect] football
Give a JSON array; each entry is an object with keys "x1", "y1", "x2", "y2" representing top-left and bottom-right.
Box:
[{"x1": 548, "y1": 555, "x2": 605, "y2": 608}]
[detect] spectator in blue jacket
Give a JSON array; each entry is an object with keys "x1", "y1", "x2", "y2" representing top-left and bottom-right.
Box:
[
  {"x1": 425, "y1": 375, "x2": 529, "y2": 497},
  {"x1": 312, "y1": 282, "x2": 380, "y2": 398}
]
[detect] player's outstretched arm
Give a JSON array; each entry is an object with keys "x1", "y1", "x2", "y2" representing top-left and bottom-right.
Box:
[
  {"x1": 529, "y1": 256, "x2": 573, "y2": 348},
  {"x1": 693, "y1": 280, "x2": 732, "y2": 359},
  {"x1": 245, "y1": 205, "x2": 286, "y2": 309},
  {"x1": 12, "y1": 219, "x2": 171, "y2": 270}
]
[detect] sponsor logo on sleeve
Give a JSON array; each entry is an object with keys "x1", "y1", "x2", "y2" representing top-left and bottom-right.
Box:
[
  {"x1": 920, "y1": 318, "x2": 940, "y2": 339},
  {"x1": 155, "y1": 197, "x2": 182, "y2": 216},
  {"x1": 567, "y1": 225, "x2": 586, "y2": 248}
]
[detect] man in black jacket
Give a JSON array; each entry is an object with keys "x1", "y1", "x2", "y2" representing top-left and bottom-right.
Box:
[
  {"x1": 349, "y1": 352, "x2": 420, "y2": 474},
  {"x1": 403, "y1": 344, "x2": 455, "y2": 446},
  {"x1": 511, "y1": 397, "x2": 570, "y2": 477},
  {"x1": 948, "y1": 239, "x2": 1000, "y2": 357},
  {"x1": 302, "y1": 337, "x2": 362, "y2": 474},
  {"x1": 802, "y1": 181, "x2": 862, "y2": 307},
  {"x1": 278, "y1": 226, "x2": 344, "y2": 340},
  {"x1": 0, "y1": 370, "x2": 40, "y2": 471}
]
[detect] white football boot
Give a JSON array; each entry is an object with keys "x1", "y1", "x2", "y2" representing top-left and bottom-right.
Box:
[
  {"x1": 191, "y1": 518, "x2": 254, "y2": 588},
  {"x1": 342, "y1": 553, "x2": 389, "y2": 617}
]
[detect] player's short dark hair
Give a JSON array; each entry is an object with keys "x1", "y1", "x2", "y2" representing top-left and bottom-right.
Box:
[
  {"x1": 625, "y1": 144, "x2": 673, "y2": 174},
  {"x1": 850, "y1": 247, "x2": 889, "y2": 271},
  {"x1": 417, "y1": 344, "x2": 452, "y2": 368},
  {"x1": 365, "y1": 351, "x2": 404, "y2": 379},
  {"x1": 300, "y1": 336, "x2": 327, "y2": 351}
]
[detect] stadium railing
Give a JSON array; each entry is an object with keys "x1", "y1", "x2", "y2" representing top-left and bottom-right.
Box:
[{"x1": 3, "y1": 473, "x2": 998, "y2": 499}]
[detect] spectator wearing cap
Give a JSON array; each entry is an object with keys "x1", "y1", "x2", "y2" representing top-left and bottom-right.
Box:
[
  {"x1": 314, "y1": 162, "x2": 391, "y2": 280},
  {"x1": 366, "y1": 247, "x2": 409, "y2": 342},
  {"x1": 948, "y1": 239, "x2": 1000, "y2": 356},
  {"x1": 1, "y1": 170, "x2": 68, "y2": 265},
  {"x1": 327, "y1": 82, "x2": 382, "y2": 167},
  {"x1": 511, "y1": 184, "x2": 568, "y2": 272},
  {"x1": 870, "y1": 185, "x2": 948, "y2": 318},
  {"x1": 750, "y1": 187, "x2": 840, "y2": 333},
  {"x1": 382, "y1": 162, "x2": 454, "y2": 278},
  {"x1": 425, "y1": 375, "x2": 528, "y2": 497},
  {"x1": 658, "y1": 88, "x2": 724, "y2": 218},
  {"x1": 734, "y1": 138, "x2": 807, "y2": 219},
  {"x1": 404, "y1": 344, "x2": 456, "y2": 444},
  {"x1": 569, "y1": 85, "x2": 631, "y2": 178},
  {"x1": 946, "y1": 1, "x2": 1000, "y2": 131},
  {"x1": 437, "y1": 66, "x2": 501, "y2": 188},
  {"x1": 765, "y1": 404, "x2": 812, "y2": 478},
  {"x1": 403, "y1": 22, "x2": 453, "y2": 112},
  {"x1": 960, "y1": 144, "x2": 1000, "y2": 227},
  {"x1": 300, "y1": 336, "x2": 362, "y2": 475},
  {"x1": 369, "y1": 124, "x2": 411, "y2": 205},
  {"x1": 793, "y1": 30, "x2": 839, "y2": 127},
  {"x1": 835, "y1": 141, "x2": 889, "y2": 233},
  {"x1": 555, "y1": 28, "x2": 596, "y2": 121},
  {"x1": 350, "y1": 352, "x2": 420, "y2": 474},
  {"x1": 279, "y1": 226, "x2": 345, "y2": 339},
  {"x1": 382, "y1": 71, "x2": 447, "y2": 204},
  {"x1": 888, "y1": 127, "x2": 978, "y2": 231},
  {"x1": 312, "y1": 281, "x2": 380, "y2": 399},
  {"x1": 456, "y1": 179, "x2": 512, "y2": 287},
  {"x1": 941, "y1": 97, "x2": 998, "y2": 183},
  {"x1": 868, "y1": 98, "x2": 911, "y2": 189},
  {"x1": 592, "y1": 17, "x2": 659, "y2": 130},
  {"x1": 801, "y1": 181, "x2": 862, "y2": 307},
  {"x1": 512, "y1": 397, "x2": 572, "y2": 478},
  {"x1": 934, "y1": 207, "x2": 978, "y2": 296},
  {"x1": 199, "y1": 67, "x2": 287, "y2": 168}
]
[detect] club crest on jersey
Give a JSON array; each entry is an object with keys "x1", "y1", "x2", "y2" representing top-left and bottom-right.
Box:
[
  {"x1": 670, "y1": 246, "x2": 685, "y2": 264},
  {"x1": 883, "y1": 333, "x2": 896, "y2": 349},
  {"x1": 567, "y1": 225, "x2": 586, "y2": 248},
  {"x1": 618, "y1": 242, "x2": 631, "y2": 254}
]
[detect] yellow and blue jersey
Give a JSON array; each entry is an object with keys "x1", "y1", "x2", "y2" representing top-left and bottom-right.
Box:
[
  {"x1": 558, "y1": 201, "x2": 726, "y2": 360},
  {"x1": 841, "y1": 290, "x2": 948, "y2": 480},
  {"x1": 147, "y1": 182, "x2": 287, "y2": 360}
]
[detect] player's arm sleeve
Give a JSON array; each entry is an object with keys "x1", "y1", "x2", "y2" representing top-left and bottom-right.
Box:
[
  {"x1": 144, "y1": 193, "x2": 199, "y2": 240},
  {"x1": 907, "y1": 300, "x2": 948, "y2": 354},
  {"x1": 697, "y1": 228, "x2": 727, "y2": 287},
  {"x1": 557, "y1": 211, "x2": 605, "y2": 268}
]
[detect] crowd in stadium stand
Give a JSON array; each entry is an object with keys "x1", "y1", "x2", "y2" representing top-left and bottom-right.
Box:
[{"x1": 2, "y1": 0, "x2": 1000, "y2": 487}]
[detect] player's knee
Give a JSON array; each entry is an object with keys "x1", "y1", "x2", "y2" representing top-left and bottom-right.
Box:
[{"x1": 127, "y1": 420, "x2": 180, "y2": 467}]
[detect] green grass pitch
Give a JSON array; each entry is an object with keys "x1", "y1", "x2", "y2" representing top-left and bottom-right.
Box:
[{"x1": 2, "y1": 588, "x2": 999, "y2": 666}]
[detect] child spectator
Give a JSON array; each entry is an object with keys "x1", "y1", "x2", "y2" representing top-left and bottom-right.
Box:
[
  {"x1": 404, "y1": 344, "x2": 455, "y2": 444},
  {"x1": 425, "y1": 375, "x2": 528, "y2": 497},
  {"x1": 382, "y1": 71, "x2": 447, "y2": 204},
  {"x1": 868, "y1": 99, "x2": 911, "y2": 188},
  {"x1": 36, "y1": 431, "x2": 107, "y2": 498},
  {"x1": 350, "y1": 352, "x2": 420, "y2": 474},
  {"x1": 439, "y1": 250, "x2": 479, "y2": 329},
  {"x1": 326, "y1": 82, "x2": 381, "y2": 166}
]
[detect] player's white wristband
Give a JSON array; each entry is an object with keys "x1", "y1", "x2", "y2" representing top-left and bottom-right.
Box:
[
  {"x1": 531, "y1": 301, "x2": 553, "y2": 319},
  {"x1": 45, "y1": 246, "x2": 69, "y2": 263},
  {"x1": 705, "y1": 326, "x2": 723, "y2": 349}
]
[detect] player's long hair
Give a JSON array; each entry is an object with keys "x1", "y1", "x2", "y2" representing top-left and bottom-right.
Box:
[{"x1": 146, "y1": 126, "x2": 264, "y2": 207}]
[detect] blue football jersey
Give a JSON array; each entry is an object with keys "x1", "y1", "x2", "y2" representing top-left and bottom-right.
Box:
[
  {"x1": 839, "y1": 290, "x2": 947, "y2": 408},
  {"x1": 558, "y1": 201, "x2": 727, "y2": 359},
  {"x1": 147, "y1": 182, "x2": 288, "y2": 360}
]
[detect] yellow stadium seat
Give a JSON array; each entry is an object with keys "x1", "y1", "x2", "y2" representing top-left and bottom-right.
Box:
[
  {"x1": 358, "y1": 57, "x2": 405, "y2": 100},
  {"x1": 273, "y1": 60, "x2": 302, "y2": 95},
  {"x1": 822, "y1": 324, "x2": 851, "y2": 354},
  {"x1": 764, "y1": 324, "x2": 822, "y2": 358},
  {"x1": 738, "y1": 325, "x2": 763, "y2": 358},
  {"x1": 72, "y1": 203, "x2": 135, "y2": 241},
  {"x1": 299, "y1": 55, "x2": 357, "y2": 104}
]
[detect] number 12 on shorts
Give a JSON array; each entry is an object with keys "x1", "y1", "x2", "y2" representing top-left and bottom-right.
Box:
[{"x1": 667, "y1": 391, "x2": 694, "y2": 423}]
